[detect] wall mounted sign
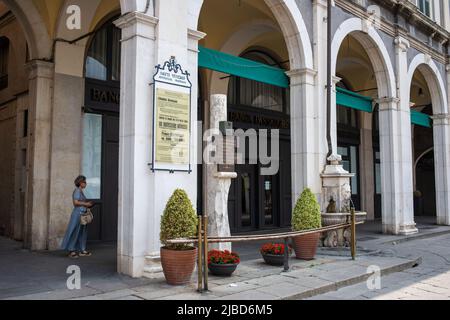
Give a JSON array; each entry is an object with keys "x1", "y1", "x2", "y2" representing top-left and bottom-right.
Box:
[{"x1": 151, "y1": 57, "x2": 192, "y2": 173}]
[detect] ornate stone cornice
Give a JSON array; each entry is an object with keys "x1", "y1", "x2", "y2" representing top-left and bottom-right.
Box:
[{"x1": 334, "y1": 0, "x2": 448, "y2": 65}]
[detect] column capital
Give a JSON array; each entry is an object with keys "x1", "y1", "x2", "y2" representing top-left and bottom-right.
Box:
[
  {"x1": 431, "y1": 113, "x2": 450, "y2": 125},
  {"x1": 375, "y1": 97, "x2": 400, "y2": 110},
  {"x1": 25, "y1": 60, "x2": 54, "y2": 80},
  {"x1": 312, "y1": 0, "x2": 329, "y2": 9},
  {"x1": 188, "y1": 29, "x2": 207, "y2": 53},
  {"x1": 188, "y1": 29, "x2": 207, "y2": 41},
  {"x1": 114, "y1": 11, "x2": 158, "y2": 29},
  {"x1": 286, "y1": 68, "x2": 317, "y2": 86},
  {"x1": 394, "y1": 36, "x2": 410, "y2": 52},
  {"x1": 332, "y1": 76, "x2": 342, "y2": 85},
  {"x1": 114, "y1": 12, "x2": 158, "y2": 42}
]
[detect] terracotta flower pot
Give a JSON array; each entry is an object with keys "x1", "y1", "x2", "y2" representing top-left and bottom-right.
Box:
[
  {"x1": 160, "y1": 246, "x2": 197, "y2": 285},
  {"x1": 292, "y1": 232, "x2": 320, "y2": 260}
]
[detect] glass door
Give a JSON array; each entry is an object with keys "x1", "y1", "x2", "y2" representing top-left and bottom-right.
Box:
[{"x1": 338, "y1": 145, "x2": 361, "y2": 210}]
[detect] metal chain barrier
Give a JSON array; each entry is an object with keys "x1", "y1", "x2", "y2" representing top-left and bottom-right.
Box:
[{"x1": 166, "y1": 208, "x2": 362, "y2": 293}]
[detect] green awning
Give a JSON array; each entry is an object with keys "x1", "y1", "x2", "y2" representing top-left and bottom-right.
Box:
[
  {"x1": 336, "y1": 87, "x2": 373, "y2": 113},
  {"x1": 198, "y1": 45, "x2": 289, "y2": 88},
  {"x1": 411, "y1": 110, "x2": 431, "y2": 128}
]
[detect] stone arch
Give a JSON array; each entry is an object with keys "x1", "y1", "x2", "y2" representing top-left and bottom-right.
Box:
[
  {"x1": 407, "y1": 54, "x2": 450, "y2": 226},
  {"x1": 191, "y1": 0, "x2": 313, "y2": 70},
  {"x1": 209, "y1": 19, "x2": 282, "y2": 95},
  {"x1": 53, "y1": 0, "x2": 122, "y2": 77},
  {"x1": 407, "y1": 54, "x2": 448, "y2": 115},
  {"x1": 2, "y1": 0, "x2": 52, "y2": 60},
  {"x1": 331, "y1": 17, "x2": 396, "y2": 99}
]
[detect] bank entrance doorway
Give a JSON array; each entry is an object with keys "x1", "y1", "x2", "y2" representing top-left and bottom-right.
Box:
[
  {"x1": 82, "y1": 17, "x2": 121, "y2": 242},
  {"x1": 212, "y1": 50, "x2": 293, "y2": 234},
  {"x1": 227, "y1": 105, "x2": 292, "y2": 234}
]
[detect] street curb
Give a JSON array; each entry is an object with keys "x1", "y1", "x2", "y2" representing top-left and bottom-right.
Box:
[
  {"x1": 283, "y1": 256, "x2": 422, "y2": 300},
  {"x1": 382, "y1": 229, "x2": 450, "y2": 245}
]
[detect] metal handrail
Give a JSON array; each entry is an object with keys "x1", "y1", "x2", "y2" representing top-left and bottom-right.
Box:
[{"x1": 166, "y1": 221, "x2": 363, "y2": 244}]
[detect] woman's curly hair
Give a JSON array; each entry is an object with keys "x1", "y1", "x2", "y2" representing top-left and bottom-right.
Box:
[{"x1": 74, "y1": 175, "x2": 87, "y2": 187}]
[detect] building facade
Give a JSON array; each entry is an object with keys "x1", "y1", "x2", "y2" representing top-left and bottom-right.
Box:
[{"x1": 0, "y1": 0, "x2": 449, "y2": 278}]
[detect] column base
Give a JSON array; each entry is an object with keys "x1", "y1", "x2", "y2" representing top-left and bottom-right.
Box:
[
  {"x1": 117, "y1": 254, "x2": 146, "y2": 278},
  {"x1": 398, "y1": 224, "x2": 419, "y2": 235},
  {"x1": 383, "y1": 223, "x2": 418, "y2": 235},
  {"x1": 142, "y1": 253, "x2": 164, "y2": 279},
  {"x1": 437, "y1": 216, "x2": 450, "y2": 226}
]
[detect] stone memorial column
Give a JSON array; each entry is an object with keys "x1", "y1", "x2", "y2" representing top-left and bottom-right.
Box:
[{"x1": 206, "y1": 94, "x2": 237, "y2": 251}]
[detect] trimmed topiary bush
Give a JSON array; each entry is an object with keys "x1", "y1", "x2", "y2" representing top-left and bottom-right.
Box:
[
  {"x1": 292, "y1": 188, "x2": 322, "y2": 231},
  {"x1": 160, "y1": 189, "x2": 198, "y2": 250}
]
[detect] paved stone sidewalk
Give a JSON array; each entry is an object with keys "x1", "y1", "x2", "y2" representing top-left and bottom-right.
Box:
[
  {"x1": 308, "y1": 233, "x2": 450, "y2": 300},
  {"x1": 2, "y1": 218, "x2": 448, "y2": 301},
  {"x1": 4, "y1": 250, "x2": 418, "y2": 300}
]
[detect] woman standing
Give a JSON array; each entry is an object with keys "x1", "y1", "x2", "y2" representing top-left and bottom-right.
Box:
[{"x1": 61, "y1": 175, "x2": 94, "y2": 258}]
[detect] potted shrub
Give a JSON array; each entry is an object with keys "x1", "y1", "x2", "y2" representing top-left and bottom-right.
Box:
[
  {"x1": 208, "y1": 250, "x2": 240, "y2": 276},
  {"x1": 292, "y1": 188, "x2": 322, "y2": 260},
  {"x1": 260, "y1": 243, "x2": 292, "y2": 266},
  {"x1": 160, "y1": 189, "x2": 199, "y2": 285}
]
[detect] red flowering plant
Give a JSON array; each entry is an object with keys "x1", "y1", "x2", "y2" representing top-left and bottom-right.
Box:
[
  {"x1": 260, "y1": 243, "x2": 292, "y2": 256},
  {"x1": 208, "y1": 250, "x2": 240, "y2": 265}
]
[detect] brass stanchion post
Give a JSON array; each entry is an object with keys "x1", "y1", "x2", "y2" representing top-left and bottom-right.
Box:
[
  {"x1": 283, "y1": 237, "x2": 290, "y2": 272},
  {"x1": 197, "y1": 217, "x2": 203, "y2": 292},
  {"x1": 351, "y1": 207, "x2": 356, "y2": 260},
  {"x1": 203, "y1": 215, "x2": 209, "y2": 291}
]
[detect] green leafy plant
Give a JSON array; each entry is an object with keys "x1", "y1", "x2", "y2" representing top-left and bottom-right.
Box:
[
  {"x1": 292, "y1": 188, "x2": 322, "y2": 231},
  {"x1": 160, "y1": 189, "x2": 198, "y2": 250}
]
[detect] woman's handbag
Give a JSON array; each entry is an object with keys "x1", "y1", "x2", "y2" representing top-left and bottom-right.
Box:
[{"x1": 80, "y1": 209, "x2": 94, "y2": 225}]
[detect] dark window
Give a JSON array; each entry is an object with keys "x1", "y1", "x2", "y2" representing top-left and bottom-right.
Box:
[
  {"x1": 228, "y1": 51, "x2": 289, "y2": 114},
  {"x1": 85, "y1": 19, "x2": 121, "y2": 82},
  {"x1": 0, "y1": 37, "x2": 10, "y2": 90},
  {"x1": 23, "y1": 110, "x2": 28, "y2": 137},
  {"x1": 418, "y1": 0, "x2": 432, "y2": 18}
]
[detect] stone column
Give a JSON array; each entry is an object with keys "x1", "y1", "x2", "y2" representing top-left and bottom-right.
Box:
[
  {"x1": 312, "y1": 0, "x2": 331, "y2": 197},
  {"x1": 24, "y1": 60, "x2": 54, "y2": 250},
  {"x1": 286, "y1": 68, "x2": 321, "y2": 202},
  {"x1": 114, "y1": 12, "x2": 159, "y2": 278},
  {"x1": 432, "y1": 114, "x2": 450, "y2": 225},
  {"x1": 206, "y1": 94, "x2": 236, "y2": 251},
  {"x1": 377, "y1": 35, "x2": 416, "y2": 235},
  {"x1": 378, "y1": 96, "x2": 416, "y2": 235}
]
